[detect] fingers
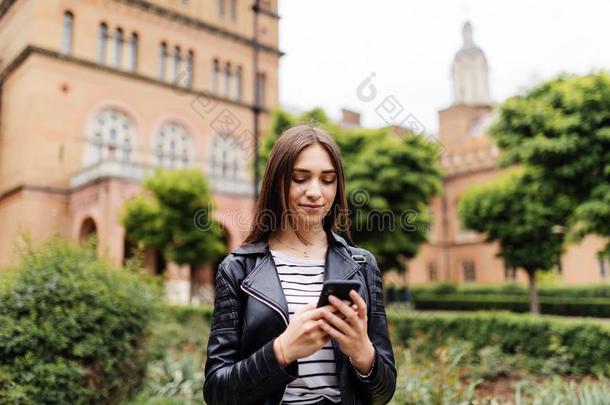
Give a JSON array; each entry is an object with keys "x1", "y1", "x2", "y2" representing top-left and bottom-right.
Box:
[
  {"x1": 296, "y1": 303, "x2": 317, "y2": 320},
  {"x1": 349, "y1": 290, "x2": 367, "y2": 319},
  {"x1": 328, "y1": 294, "x2": 359, "y2": 326},
  {"x1": 319, "y1": 306, "x2": 353, "y2": 337},
  {"x1": 304, "y1": 304, "x2": 339, "y2": 321}
]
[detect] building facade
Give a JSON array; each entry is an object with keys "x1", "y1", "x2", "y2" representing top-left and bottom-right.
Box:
[
  {"x1": 406, "y1": 22, "x2": 609, "y2": 286},
  {"x1": 0, "y1": 0, "x2": 281, "y2": 302}
]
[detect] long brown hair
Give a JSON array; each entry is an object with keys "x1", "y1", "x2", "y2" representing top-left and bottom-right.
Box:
[{"x1": 242, "y1": 124, "x2": 354, "y2": 247}]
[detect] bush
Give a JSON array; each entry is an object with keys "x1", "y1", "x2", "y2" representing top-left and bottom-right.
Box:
[
  {"x1": 410, "y1": 282, "x2": 610, "y2": 298},
  {"x1": 388, "y1": 310, "x2": 610, "y2": 377},
  {"x1": 0, "y1": 238, "x2": 163, "y2": 404},
  {"x1": 410, "y1": 293, "x2": 610, "y2": 317}
]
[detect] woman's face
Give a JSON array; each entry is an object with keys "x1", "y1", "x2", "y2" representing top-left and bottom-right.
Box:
[{"x1": 287, "y1": 143, "x2": 338, "y2": 229}]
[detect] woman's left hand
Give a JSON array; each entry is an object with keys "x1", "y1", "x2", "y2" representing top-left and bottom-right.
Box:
[{"x1": 319, "y1": 290, "x2": 375, "y2": 375}]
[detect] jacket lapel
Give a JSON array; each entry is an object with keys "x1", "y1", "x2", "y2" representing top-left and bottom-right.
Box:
[{"x1": 236, "y1": 232, "x2": 361, "y2": 325}]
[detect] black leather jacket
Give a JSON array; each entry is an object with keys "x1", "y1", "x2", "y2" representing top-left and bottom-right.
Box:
[{"x1": 203, "y1": 231, "x2": 397, "y2": 405}]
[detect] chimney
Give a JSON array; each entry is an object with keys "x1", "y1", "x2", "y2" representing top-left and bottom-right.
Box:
[{"x1": 340, "y1": 108, "x2": 361, "y2": 128}]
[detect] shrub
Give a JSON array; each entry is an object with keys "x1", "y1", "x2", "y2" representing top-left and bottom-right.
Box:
[
  {"x1": 389, "y1": 310, "x2": 610, "y2": 377},
  {"x1": 409, "y1": 282, "x2": 610, "y2": 298},
  {"x1": 0, "y1": 238, "x2": 163, "y2": 404},
  {"x1": 410, "y1": 293, "x2": 610, "y2": 317}
]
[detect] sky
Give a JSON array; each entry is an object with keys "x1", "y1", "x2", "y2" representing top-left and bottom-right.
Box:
[{"x1": 278, "y1": 0, "x2": 610, "y2": 135}]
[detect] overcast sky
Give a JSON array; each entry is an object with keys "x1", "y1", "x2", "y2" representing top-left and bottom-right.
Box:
[{"x1": 278, "y1": 0, "x2": 610, "y2": 135}]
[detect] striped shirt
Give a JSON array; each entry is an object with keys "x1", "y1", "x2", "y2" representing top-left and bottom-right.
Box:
[{"x1": 269, "y1": 249, "x2": 342, "y2": 405}]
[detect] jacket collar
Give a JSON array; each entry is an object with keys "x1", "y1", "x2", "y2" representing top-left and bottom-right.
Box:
[{"x1": 235, "y1": 231, "x2": 361, "y2": 326}]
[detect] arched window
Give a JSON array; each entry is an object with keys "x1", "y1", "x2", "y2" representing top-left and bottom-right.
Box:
[
  {"x1": 210, "y1": 134, "x2": 243, "y2": 180},
  {"x1": 209, "y1": 133, "x2": 250, "y2": 193},
  {"x1": 223, "y1": 62, "x2": 231, "y2": 97},
  {"x1": 462, "y1": 260, "x2": 476, "y2": 282},
  {"x1": 154, "y1": 122, "x2": 191, "y2": 168},
  {"x1": 98, "y1": 22, "x2": 108, "y2": 63},
  {"x1": 211, "y1": 59, "x2": 219, "y2": 93},
  {"x1": 172, "y1": 46, "x2": 181, "y2": 84},
  {"x1": 159, "y1": 42, "x2": 168, "y2": 80},
  {"x1": 185, "y1": 50, "x2": 194, "y2": 88},
  {"x1": 61, "y1": 11, "x2": 74, "y2": 55},
  {"x1": 129, "y1": 32, "x2": 138, "y2": 72},
  {"x1": 86, "y1": 108, "x2": 135, "y2": 165},
  {"x1": 234, "y1": 66, "x2": 242, "y2": 100},
  {"x1": 113, "y1": 27, "x2": 123, "y2": 68}
]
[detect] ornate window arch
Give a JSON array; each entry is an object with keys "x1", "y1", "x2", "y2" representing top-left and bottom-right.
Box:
[
  {"x1": 208, "y1": 133, "x2": 249, "y2": 193},
  {"x1": 86, "y1": 108, "x2": 135, "y2": 165},
  {"x1": 154, "y1": 122, "x2": 192, "y2": 168}
]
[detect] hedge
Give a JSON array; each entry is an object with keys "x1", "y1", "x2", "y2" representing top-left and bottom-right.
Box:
[
  {"x1": 388, "y1": 309, "x2": 610, "y2": 377},
  {"x1": 410, "y1": 293, "x2": 610, "y2": 317},
  {"x1": 169, "y1": 304, "x2": 610, "y2": 377},
  {"x1": 407, "y1": 282, "x2": 610, "y2": 298}
]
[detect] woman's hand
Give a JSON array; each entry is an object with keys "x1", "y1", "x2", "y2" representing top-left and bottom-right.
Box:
[
  {"x1": 274, "y1": 303, "x2": 347, "y2": 367},
  {"x1": 318, "y1": 290, "x2": 375, "y2": 375}
]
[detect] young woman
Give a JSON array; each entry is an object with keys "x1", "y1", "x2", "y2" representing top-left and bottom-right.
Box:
[{"x1": 204, "y1": 125, "x2": 396, "y2": 405}]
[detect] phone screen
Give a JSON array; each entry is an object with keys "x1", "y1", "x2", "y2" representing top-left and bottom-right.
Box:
[{"x1": 316, "y1": 280, "x2": 361, "y2": 308}]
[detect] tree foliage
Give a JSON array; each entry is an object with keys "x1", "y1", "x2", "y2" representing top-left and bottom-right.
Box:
[
  {"x1": 490, "y1": 71, "x2": 610, "y2": 256},
  {"x1": 458, "y1": 169, "x2": 572, "y2": 313},
  {"x1": 121, "y1": 168, "x2": 226, "y2": 268},
  {"x1": 259, "y1": 108, "x2": 443, "y2": 271}
]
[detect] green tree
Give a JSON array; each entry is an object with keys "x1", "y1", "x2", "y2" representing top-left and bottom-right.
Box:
[
  {"x1": 458, "y1": 169, "x2": 571, "y2": 313},
  {"x1": 259, "y1": 108, "x2": 443, "y2": 271},
  {"x1": 490, "y1": 71, "x2": 610, "y2": 256},
  {"x1": 121, "y1": 168, "x2": 226, "y2": 298}
]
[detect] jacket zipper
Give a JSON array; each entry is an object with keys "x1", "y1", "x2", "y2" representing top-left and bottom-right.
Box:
[
  {"x1": 240, "y1": 283, "x2": 289, "y2": 326},
  {"x1": 239, "y1": 283, "x2": 289, "y2": 405}
]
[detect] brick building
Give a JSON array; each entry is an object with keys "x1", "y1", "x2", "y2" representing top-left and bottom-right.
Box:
[{"x1": 0, "y1": 0, "x2": 281, "y2": 302}]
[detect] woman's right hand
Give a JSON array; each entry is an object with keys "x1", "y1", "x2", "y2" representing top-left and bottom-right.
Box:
[{"x1": 274, "y1": 301, "x2": 355, "y2": 367}]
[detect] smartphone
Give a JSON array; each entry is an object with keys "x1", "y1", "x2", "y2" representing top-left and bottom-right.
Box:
[{"x1": 316, "y1": 280, "x2": 362, "y2": 308}]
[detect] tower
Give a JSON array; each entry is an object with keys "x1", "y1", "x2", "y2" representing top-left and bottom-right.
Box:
[{"x1": 451, "y1": 21, "x2": 491, "y2": 106}]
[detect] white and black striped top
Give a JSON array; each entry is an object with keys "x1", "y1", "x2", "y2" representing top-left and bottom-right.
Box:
[{"x1": 269, "y1": 249, "x2": 342, "y2": 405}]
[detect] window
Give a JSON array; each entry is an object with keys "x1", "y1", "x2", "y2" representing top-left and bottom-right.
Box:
[
  {"x1": 154, "y1": 122, "x2": 191, "y2": 168},
  {"x1": 234, "y1": 66, "x2": 242, "y2": 100},
  {"x1": 159, "y1": 42, "x2": 168, "y2": 80},
  {"x1": 113, "y1": 27, "x2": 123, "y2": 67},
  {"x1": 229, "y1": 0, "x2": 237, "y2": 20},
  {"x1": 172, "y1": 46, "x2": 181, "y2": 84},
  {"x1": 98, "y1": 22, "x2": 108, "y2": 63},
  {"x1": 129, "y1": 33, "x2": 138, "y2": 72},
  {"x1": 255, "y1": 72, "x2": 266, "y2": 106},
  {"x1": 217, "y1": 0, "x2": 225, "y2": 17},
  {"x1": 223, "y1": 63, "x2": 231, "y2": 97},
  {"x1": 211, "y1": 59, "x2": 219, "y2": 93},
  {"x1": 599, "y1": 255, "x2": 610, "y2": 279},
  {"x1": 185, "y1": 50, "x2": 194, "y2": 88},
  {"x1": 61, "y1": 11, "x2": 74, "y2": 55},
  {"x1": 427, "y1": 262, "x2": 438, "y2": 282},
  {"x1": 210, "y1": 133, "x2": 244, "y2": 180},
  {"x1": 504, "y1": 262, "x2": 516, "y2": 281},
  {"x1": 462, "y1": 260, "x2": 476, "y2": 282},
  {"x1": 86, "y1": 109, "x2": 135, "y2": 165}
]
